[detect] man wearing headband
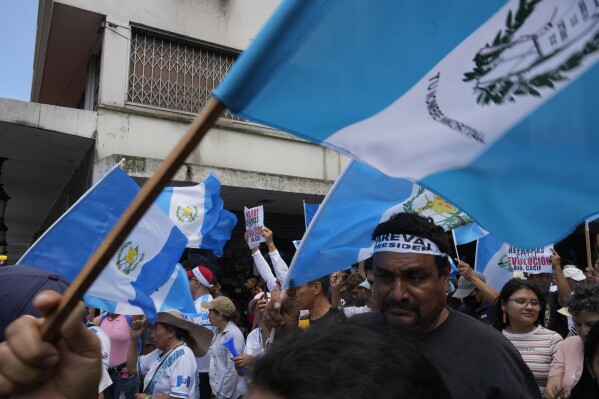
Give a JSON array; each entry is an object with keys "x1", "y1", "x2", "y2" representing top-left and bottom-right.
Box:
[
  {"x1": 184, "y1": 263, "x2": 214, "y2": 399},
  {"x1": 264, "y1": 213, "x2": 542, "y2": 399}
]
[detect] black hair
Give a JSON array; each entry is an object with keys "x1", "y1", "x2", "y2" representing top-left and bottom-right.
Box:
[
  {"x1": 567, "y1": 284, "x2": 599, "y2": 316},
  {"x1": 492, "y1": 278, "x2": 546, "y2": 331},
  {"x1": 372, "y1": 213, "x2": 450, "y2": 277},
  {"x1": 249, "y1": 321, "x2": 452, "y2": 399},
  {"x1": 569, "y1": 322, "x2": 599, "y2": 398},
  {"x1": 245, "y1": 275, "x2": 260, "y2": 285}
]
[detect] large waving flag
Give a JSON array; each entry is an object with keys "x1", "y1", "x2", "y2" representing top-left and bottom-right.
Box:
[
  {"x1": 285, "y1": 160, "x2": 471, "y2": 287},
  {"x1": 156, "y1": 174, "x2": 237, "y2": 257},
  {"x1": 18, "y1": 166, "x2": 189, "y2": 322},
  {"x1": 475, "y1": 232, "x2": 513, "y2": 292},
  {"x1": 214, "y1": 0, "x2": 599, "y2": 247}
]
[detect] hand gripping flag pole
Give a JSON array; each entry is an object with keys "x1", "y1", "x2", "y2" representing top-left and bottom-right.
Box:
[{"x1": 41, "y1": 98, "x2": 225, "y2": 341}]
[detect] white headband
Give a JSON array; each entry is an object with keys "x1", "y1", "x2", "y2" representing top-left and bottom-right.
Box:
[
  {"x1": 373, "y1": 234, "x2": 446, "y2": 257},
  {"x1": 192, "y1": 267, "x2": 213, "y2": 288}
]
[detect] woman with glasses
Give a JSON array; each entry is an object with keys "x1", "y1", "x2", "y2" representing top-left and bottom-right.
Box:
[{"x1": 493, "y1": 278, "x2": 563, "y2": 396}]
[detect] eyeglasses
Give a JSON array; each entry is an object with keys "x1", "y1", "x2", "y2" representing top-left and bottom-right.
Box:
[{"x1": 508, "y1": 298, "x2": 543, "y2": 308}]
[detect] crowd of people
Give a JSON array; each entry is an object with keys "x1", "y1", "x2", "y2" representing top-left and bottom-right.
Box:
[{"x1": 2, "y1": 213, "x2": 599, "y2": 398}]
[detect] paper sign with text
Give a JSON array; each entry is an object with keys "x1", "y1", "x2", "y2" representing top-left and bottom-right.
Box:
[
  {"x1": 244, "y1": 205, "x2": 265, "y2": 247},
  {"x1": 508, "y1": 246, "x2": 553, "y2": 274}
]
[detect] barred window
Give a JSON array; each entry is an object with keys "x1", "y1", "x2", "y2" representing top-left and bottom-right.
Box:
[{"x1": 127, "y1": 29, "x2": 239, "y2": 119}]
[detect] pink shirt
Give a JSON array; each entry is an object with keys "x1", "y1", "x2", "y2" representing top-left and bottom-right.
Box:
[
  {"x1": 96, "y1": 314, "x2": 131, "y2": 367},
  {"x1": 548, "y1": 335, "x2": 584, "y2": 397}
]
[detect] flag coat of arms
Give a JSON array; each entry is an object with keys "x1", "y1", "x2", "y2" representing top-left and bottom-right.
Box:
[
  {"x1": 156, "y1": 174, "x2": 237, "y2": 257},
  {"x1": 286, "y1": 160, "x2": 470, "y2": 287},
  {"x1": 214, "y1": 0, "x2": 599, "y2": 247},
  {"x1": 18, "y1": 166, "x2": 192, "y2": 321}
]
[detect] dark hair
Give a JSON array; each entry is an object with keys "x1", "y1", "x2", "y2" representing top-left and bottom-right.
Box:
[
  {"x1": 308, "y1": 275, "x2": 330, "y2": 298},
  {"x1": 569, "y1": 323, "x2": 599, "y2": 398},
  {"x1": 249, "y1": 322, "x2": 452, "y2": 399},
  {"x1": 245, "y1": 275, "x2": 260, "y2": 285},
  {"x1": 492, "y1": 278, "x2": 545, "y2": 331},
  {"x1": 567, "y1": 284, "x2": 599, "y2": 316},
  {"x1": 372, "y1": 213, "x2": 450, "y2": 276}
]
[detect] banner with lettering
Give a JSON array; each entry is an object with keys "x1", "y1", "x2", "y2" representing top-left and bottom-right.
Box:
[
  {"x1": 508, "y1": 246, "x2": 553, "y2": 274},
  {"x1": 244, "y1": 205, "x2": 265, "y2": 248}
]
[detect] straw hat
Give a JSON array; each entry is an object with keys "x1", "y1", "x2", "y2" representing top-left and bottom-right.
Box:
[{"x1": 156, "y1": 310, "x2": 214, "y2": 357}]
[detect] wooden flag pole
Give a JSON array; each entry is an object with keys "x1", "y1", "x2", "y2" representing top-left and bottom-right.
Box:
[
  {"x1": 585, "y1": 220, "x2": 592, "y2": 271},
  {"x1": 41, "y1": 98, "x2": 225, "y2": 341}
]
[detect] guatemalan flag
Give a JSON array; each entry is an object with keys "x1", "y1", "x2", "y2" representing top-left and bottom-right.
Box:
[
  {"x1": 286, "y1": 160, "x2": 470, "y2": 287},
  {"x1": 156, "y1": 174, "x2": 237, "y2": 257},
  {"x1": 214, "y1": 0, "x2": 599, "y2": 248},
  {"x1": 18, "y1": 165, "x2": 194, "y2": 321}
]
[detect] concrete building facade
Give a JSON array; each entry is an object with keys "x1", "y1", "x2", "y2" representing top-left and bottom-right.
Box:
[{"x1": 0, "y1": 0, "x2": 348, "y2": 267}]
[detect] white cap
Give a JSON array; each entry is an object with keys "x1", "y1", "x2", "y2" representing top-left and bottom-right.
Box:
[
  {"x1": 358, "y1": 280, "x2": 371, "y2": 290},
  {"x1": 563, "y1": 267, "x2": 586, "y2": 281}
]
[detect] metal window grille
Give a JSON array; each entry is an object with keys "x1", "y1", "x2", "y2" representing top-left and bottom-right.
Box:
[{"x1": 127, "y1": 29, "x2": 239, "y2": 119}]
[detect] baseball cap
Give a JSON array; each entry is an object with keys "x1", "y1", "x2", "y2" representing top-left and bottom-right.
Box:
[
  {"x1": 248, "y1": 292, "x2": 271, "y2": 313},
  {"x1": 0, "y1": 265, "x2": 70, "y2": 341},
  {"x1": 186, "y1": 265, "x2": 213, "y2": 287},
  {"x1": 563, "y1": 266, "x2": 586, "y2": 281},
  {"x1": 201, "y1": 296, "x2": 236, "y2": 317},
  {"x1": 452, "y1": 271, "x2": 486, "y2": 299}
]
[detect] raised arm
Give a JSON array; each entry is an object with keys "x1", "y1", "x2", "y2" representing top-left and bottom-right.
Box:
[
  {"x1": 126, "y1": 319, "x2": 144, "y2": 376},
  {"x1": 457, "y1": 260, "x2": 499, "y2": 303},
  {"x1": 550, "y1": 249, "x2": 571, "y2": 307},
  {"x1": 263, "y1": 227, "x2": 289, "y2": 283}
]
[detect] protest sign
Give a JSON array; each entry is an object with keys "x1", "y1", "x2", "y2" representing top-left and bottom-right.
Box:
[
  {"x1": 508, "y1": 246, "x2": 553, "y2": 274},
  {"x1": 244, "y1": 205, "x2": 265, "y2": 247}
]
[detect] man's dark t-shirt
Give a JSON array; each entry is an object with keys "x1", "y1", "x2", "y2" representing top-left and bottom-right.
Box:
[{"x1": 351, "y1": 308, "x2": 542, "y2": 399}]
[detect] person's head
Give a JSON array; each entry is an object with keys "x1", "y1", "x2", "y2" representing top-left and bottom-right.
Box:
[
  {"x1": 0, "y1": 265, "x2": 70, "y2": 341},
  {"x1": 245, "y1": 275, "x2": 260, "y2": 292},
  {"x1": 202, "y1": 296, "x2": 238, "y2": 329},
  {"x1": 526, "y1": 272, "x2": 553, "y2": 298},
  {"x1": 493, "y1": 278, "x2": 545, "y2": 331},
  {"x1": 371, "y1": 213, "x2": 451, "y2": 334},
  {"x1": 452, "y1": 271, "x2": 486, "y2": 310},
  {"x1": 567, "y1": 284, "x2": 599, "y2": 342},
  {"x1": 295, "y1": 275, "x2": 330, "y2": 311},
  {"x1": 249, "y1": 292, "x2": 271, "y2": 325},
  {"x1": 563, "y1": 265, "x2": 586, "y2": 290},
  {"x1": 186, "y1": 265, "x2": 213, "y2": 297},
  {"x1": 350, "y1": 281, "x2": 371, "y2": 307},
  {"x1": 152, "y1": 310, "x2": 209, "y2": 356},
  {"x1": 246, "y1": 322, "x2": 452, "y2": 399}
]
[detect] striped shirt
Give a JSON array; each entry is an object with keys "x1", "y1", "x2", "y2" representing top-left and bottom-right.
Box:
[{"x1": 503, "y1": 326, "x2": 563, "y2": 395}]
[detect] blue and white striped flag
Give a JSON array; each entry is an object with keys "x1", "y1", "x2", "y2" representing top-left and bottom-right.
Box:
[
  {"x1": 18, "y1": 165, "x2": 189, "y2": 322},
  {"x1": 475, "y1": 232, "x2": 512, "y2": 292},
  {"x1": 215, "y1": 0, "x2": 599, "y2": 248},
  {"x1": 286, "y1": 160, "x2": 471, "y2": 287},
  {"x1": 156, "y1": 174, "x2": 237, "y2": 257}
]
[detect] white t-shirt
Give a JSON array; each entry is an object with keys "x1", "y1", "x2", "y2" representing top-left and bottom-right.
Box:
[
  {"x1": 88, "y1": 325, "x2": 113, "y2": 393},
  {"x1": 245, "y1": 327, "x2": 266, "y2": 358},
  {"x1": 188, "y1": 293, "x2": 213, "y2": 373},
  {"x1": 139, "y1": 344, "x2": 197, "y2": 399}
]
